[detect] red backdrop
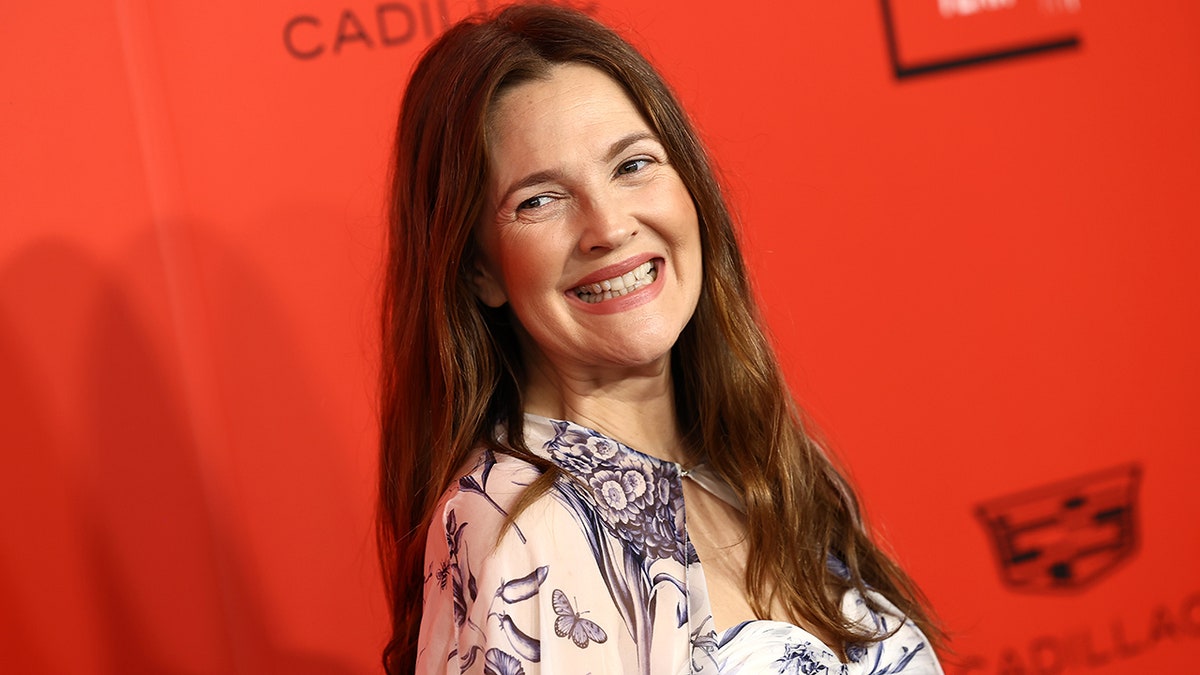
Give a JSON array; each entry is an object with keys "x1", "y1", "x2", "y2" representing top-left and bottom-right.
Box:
[{"x1": 3, "y1": 1, "x2": 1197, "y2": 673}]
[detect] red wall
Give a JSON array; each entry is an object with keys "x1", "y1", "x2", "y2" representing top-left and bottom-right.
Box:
[{"x1": 3, "y1": 1, "x2": 1197, "y2": 672}]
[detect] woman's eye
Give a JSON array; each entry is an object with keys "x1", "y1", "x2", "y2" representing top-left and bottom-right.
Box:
[
  {"x1": 617, "y1": 158, "x2": 650, "y2": 175},
  {"x1": 516, "y1": 195, "x2": 553, "y2": 211}
]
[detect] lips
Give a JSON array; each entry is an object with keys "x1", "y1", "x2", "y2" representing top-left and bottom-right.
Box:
[{"x1": 572, "y1": 260, "x2": 659, "y2": 303}]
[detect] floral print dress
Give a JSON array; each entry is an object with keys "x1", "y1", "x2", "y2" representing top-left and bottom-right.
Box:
[{"x1": 416, "y1": 415, "x2": 943, "y2": 675}]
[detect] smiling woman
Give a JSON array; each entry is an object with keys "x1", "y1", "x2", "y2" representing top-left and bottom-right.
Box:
[
  {"x1": 472, "y1": 63, "x2": 703, "y2": 384},
  {"x1": 378, "y1": 4, "x2": 945, "y2": 675}
]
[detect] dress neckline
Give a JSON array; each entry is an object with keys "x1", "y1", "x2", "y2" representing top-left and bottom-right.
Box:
[{"x1": 522, "y1": 413, "x2": 745, "y2": 511}]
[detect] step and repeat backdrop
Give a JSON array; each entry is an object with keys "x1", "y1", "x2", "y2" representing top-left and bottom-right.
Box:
[{"x1": 3, "y1": 1, "x2": 1197, "y2": 673}]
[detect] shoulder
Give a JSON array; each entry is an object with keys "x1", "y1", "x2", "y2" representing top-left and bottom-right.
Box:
[
  {"x1": 843, "y1": 588, "x2": 945, "y2": 674},
  {"x1": 423, "y1": 447, "x2": 583, "y2": 572},
  {"x1": 416, "y1": 447, "x2": 630, "y2": 673}
]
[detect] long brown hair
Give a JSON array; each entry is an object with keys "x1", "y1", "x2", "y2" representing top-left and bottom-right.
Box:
[{"x1": 379, "y1": 4, "x2": 940, "y2": 673}]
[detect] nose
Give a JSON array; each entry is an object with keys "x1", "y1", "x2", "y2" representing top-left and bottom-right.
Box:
[{"x1": 577, "y1": 193, "x2": 637, "y2": 253}]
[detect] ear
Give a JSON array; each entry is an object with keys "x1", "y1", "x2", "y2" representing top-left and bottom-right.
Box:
[{"x1": 470, "y1": 259, "x2": 508, "y2": 308}]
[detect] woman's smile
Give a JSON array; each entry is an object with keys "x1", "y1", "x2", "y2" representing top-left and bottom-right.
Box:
[{"x1": 568, "y1": 257, "x2": 665, "y2": 315}]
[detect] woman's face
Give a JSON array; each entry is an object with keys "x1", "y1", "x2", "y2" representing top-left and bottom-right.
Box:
[{"x1": 473, "y1": 63, "x2": 702, "y2": 379}]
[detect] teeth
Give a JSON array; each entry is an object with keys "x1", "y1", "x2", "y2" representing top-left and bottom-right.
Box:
[{"x1": 574, "y1": 261, "x2": 658, "y2": 303}]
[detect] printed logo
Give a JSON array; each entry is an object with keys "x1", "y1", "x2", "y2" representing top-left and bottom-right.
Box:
[
  {"x1": 282, "y1": 1, "x2": 598, "y2": 61},
  {"x1": 880, "y1": 0, "x2": 1083, "y2": 79},
  {"x1": 282, "y1": 1, "x2": 487, "y2": 61},
  {"x1": 975, "y1": 463, "x2": 1141, "y2": 593}
]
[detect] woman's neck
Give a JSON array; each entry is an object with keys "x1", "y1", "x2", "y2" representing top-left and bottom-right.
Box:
[{"x1": 520, "y1": 352, "x2": 689, "y2": 465}]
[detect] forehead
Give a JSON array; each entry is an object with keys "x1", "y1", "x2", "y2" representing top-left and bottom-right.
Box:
[{"x1": 485, "y1": 64, "x2": 652, "y2": 172}]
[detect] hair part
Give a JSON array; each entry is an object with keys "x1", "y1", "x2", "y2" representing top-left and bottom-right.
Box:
[{"x1": 378, "y1": 5, "x2": 941, "y2": 673}]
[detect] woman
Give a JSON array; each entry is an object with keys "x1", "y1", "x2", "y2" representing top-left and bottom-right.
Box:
[{"x1": 379, "y1": 4, "x2": 943, "y2": 674}]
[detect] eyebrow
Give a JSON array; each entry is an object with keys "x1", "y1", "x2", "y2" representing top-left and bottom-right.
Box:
[
  {"x1": 604, "y1": 130, "x2": 659, "y2": 163},
  {"x1": 497, "y1": 131, "x2": 662, "y2": 205}
]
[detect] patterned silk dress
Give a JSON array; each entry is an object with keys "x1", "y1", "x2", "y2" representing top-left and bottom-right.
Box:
[{"x1": 416, "y1": 415, "x2": 943, "y2": 675}]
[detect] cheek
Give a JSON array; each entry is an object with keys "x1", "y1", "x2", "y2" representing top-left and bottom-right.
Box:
[
  {"x1": 657, "y1": 180, "x2": 700, "y2": 241},
  {"x1": 670, "y1": 208, "x2": 702, "y2": 264},
  {"x1": 495, "y1": 239, "x2": 563, "y2": 305}
]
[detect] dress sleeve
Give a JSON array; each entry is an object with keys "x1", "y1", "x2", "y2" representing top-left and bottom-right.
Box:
[{"x1": 415, "y1": 453, "x2": 629, "y2": 675}]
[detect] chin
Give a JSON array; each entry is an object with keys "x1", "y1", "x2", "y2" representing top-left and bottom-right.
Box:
[{"x1": 598, "y1": 331, "x2": 680, "y2": 370}]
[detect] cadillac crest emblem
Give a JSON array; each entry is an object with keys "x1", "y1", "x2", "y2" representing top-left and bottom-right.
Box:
[{"x1": 975, "y1": 463, "x2": 1141, "y2": 592}]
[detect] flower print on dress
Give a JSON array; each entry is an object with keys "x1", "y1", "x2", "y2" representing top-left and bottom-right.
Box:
[
  {"x1": 688, "y1": 616, "x2": 720, "y2": 673},
  {"x1": 608, "y1": 454, "x2": 686, "y2": 564},
  {"x1": 483, "y1": 648, "x2": 526, "y2": 675},
  {"x1": 588, "y1": 461, "x2": 656, "y2": 528},
  {"x1": 774, "y1": 641, "x2": 846, "y2": 675},
  {"x1": 860, "y1": 642, "x2": 929, "y2": 674},
  {"x1": 546, "y1": 421, "x2": 687, "y2": 564},
  {"x1": 847, "y1": 587, "x2": 931, "y2": 673},
  {"x1": 442, "y1": 509, "x2": 478, "y2": 628},
  {"x1": 542, "y1": 421, "x2": 598, "y2": 476},
  {"x1": 435, "y1": 560, "x2": 451, "y2": 590},
  {"x1": 580, "y1": 434, "x2": 620, "y2": 461}
]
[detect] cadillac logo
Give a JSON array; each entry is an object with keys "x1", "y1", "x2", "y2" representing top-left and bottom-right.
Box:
[{"x1": 976, "y1": 464, "x2": 1142, "y2": 592}]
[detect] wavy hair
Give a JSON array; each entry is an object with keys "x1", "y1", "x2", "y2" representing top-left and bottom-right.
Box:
[{"x1": 378, "y1": 4, "x2": 939, "y2": 673}]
